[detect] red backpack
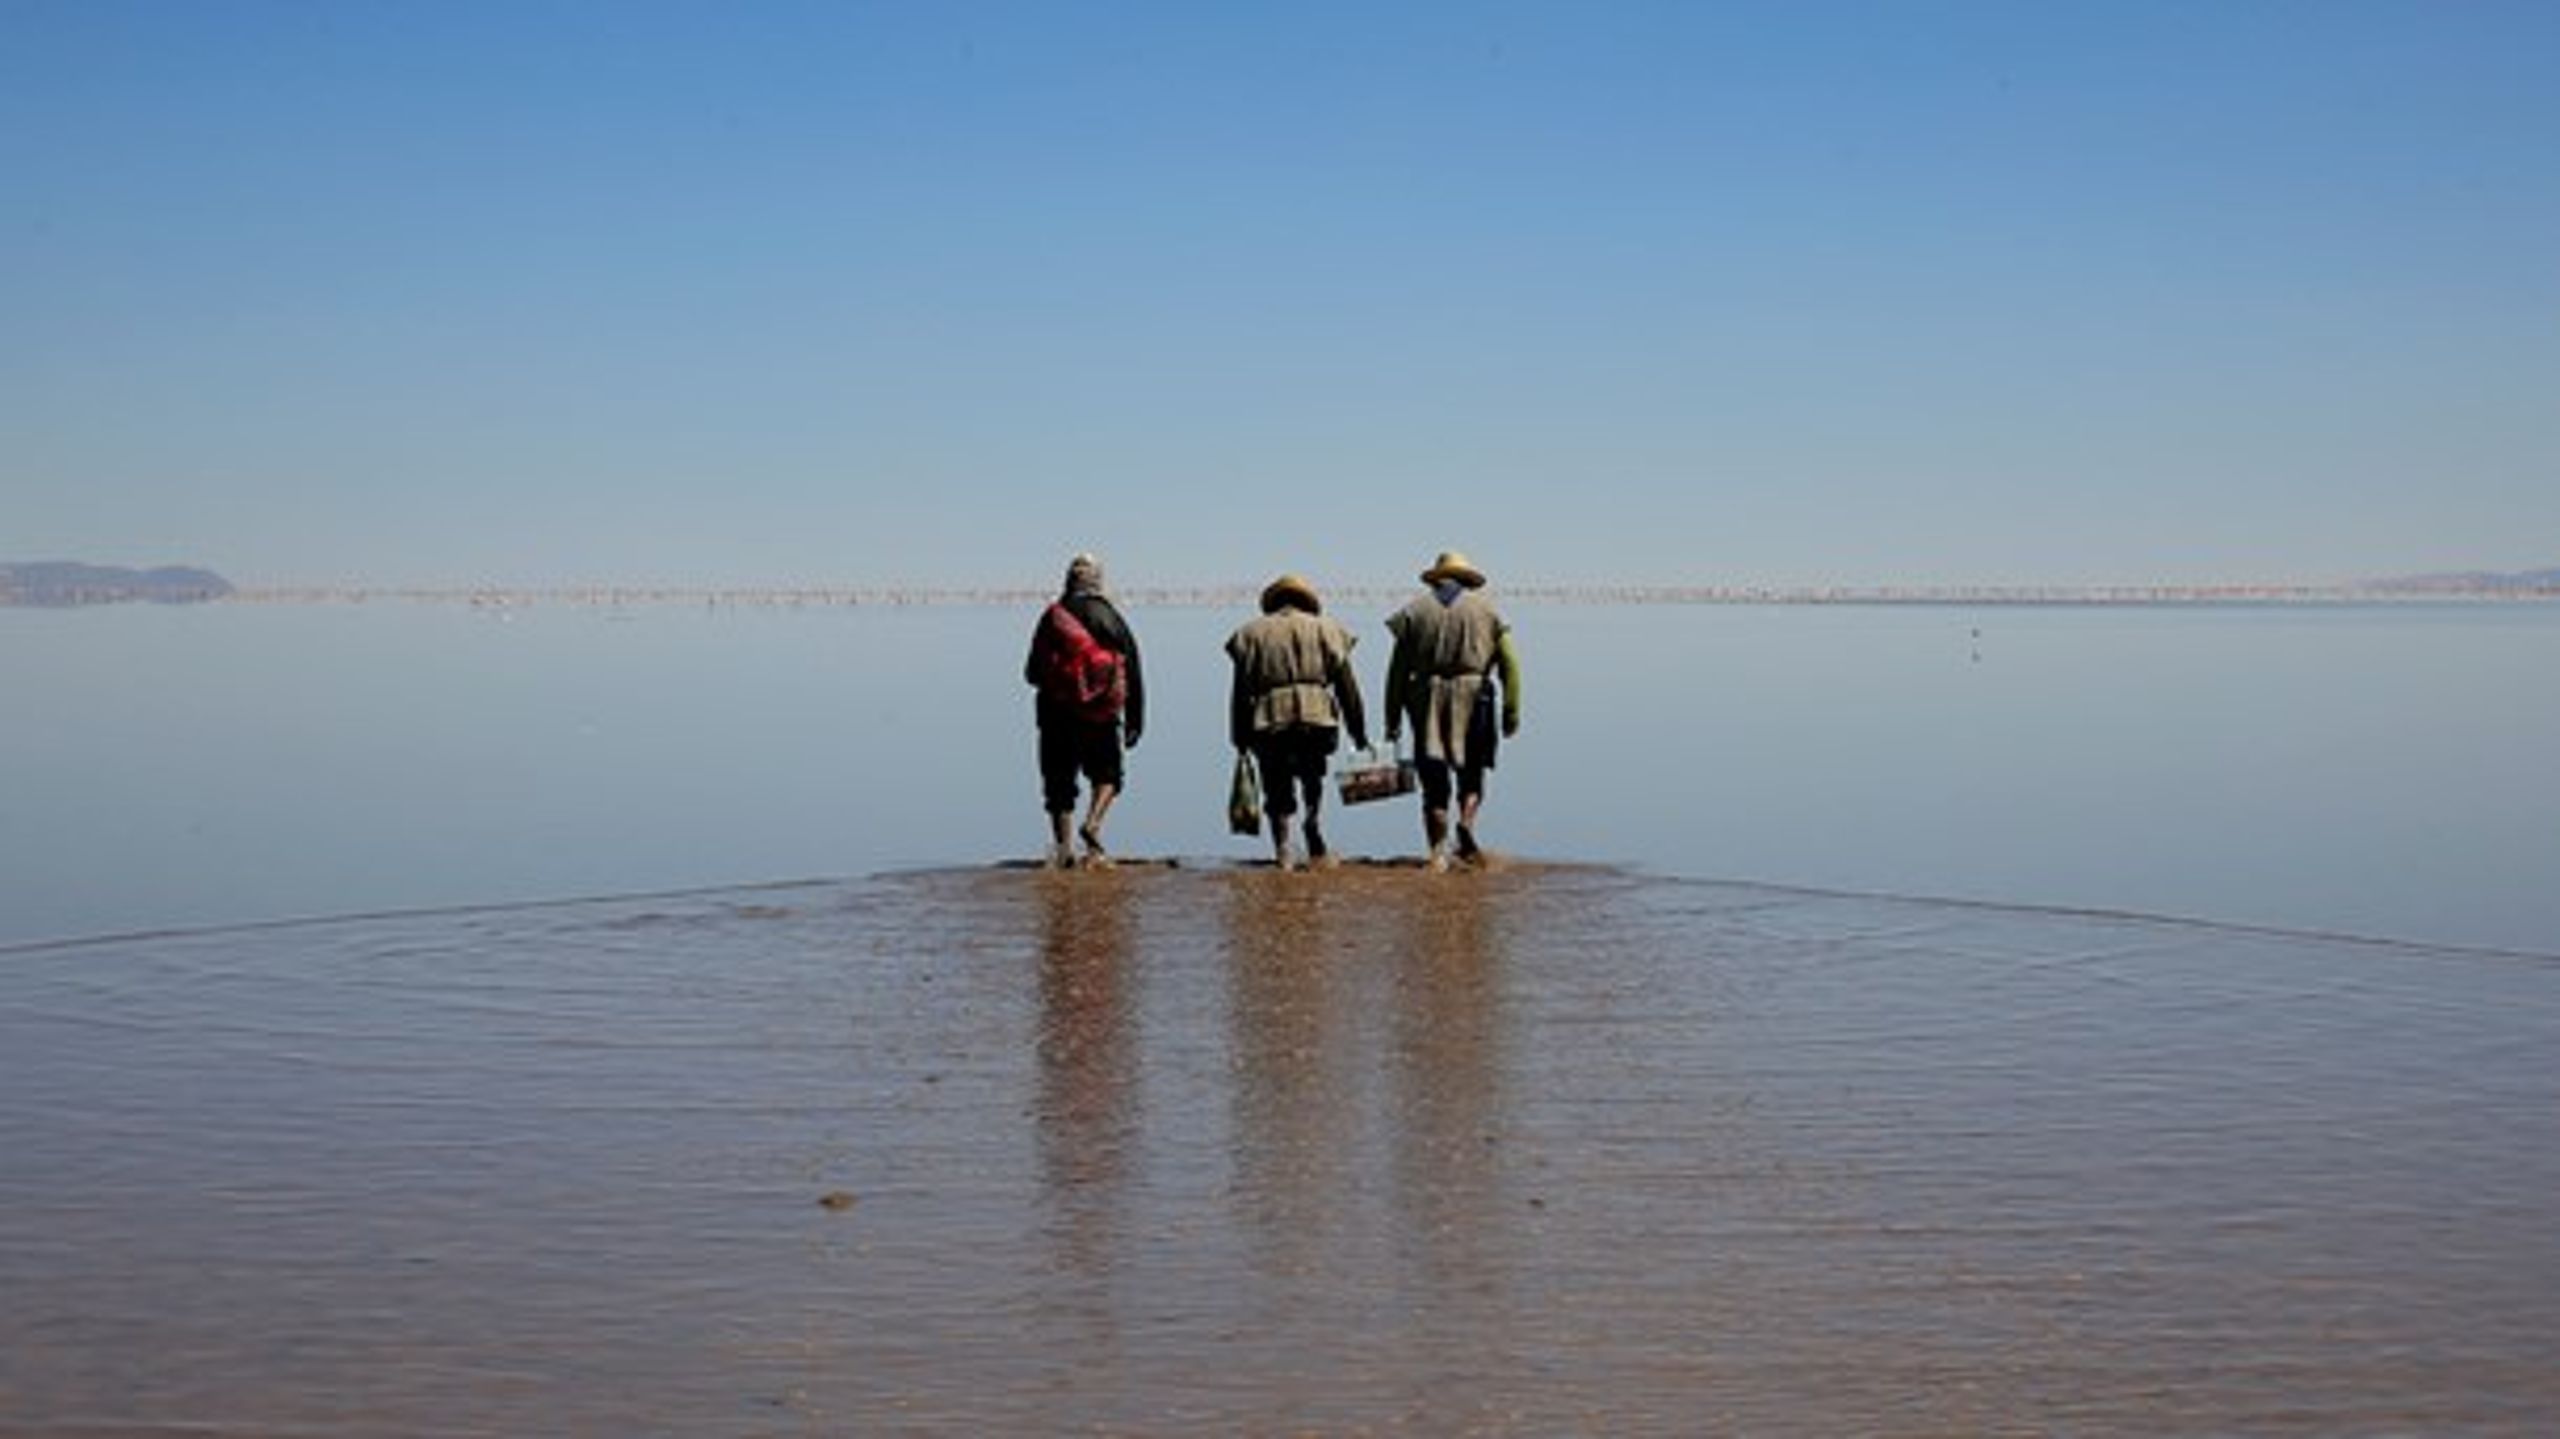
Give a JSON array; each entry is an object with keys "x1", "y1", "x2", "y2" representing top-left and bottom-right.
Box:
[{"x1": 1039, "y1": 601, "x2": 1128, "y2": 723}]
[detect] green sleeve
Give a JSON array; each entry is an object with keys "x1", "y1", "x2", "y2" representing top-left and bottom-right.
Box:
[{"x1": 1496, "y1": 630, "x2": 1522, "y2": 725}]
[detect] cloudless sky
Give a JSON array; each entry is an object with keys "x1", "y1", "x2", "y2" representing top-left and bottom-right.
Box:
[{"x1": 7, "y1": 0, "x2": 2556, "y2": 588}]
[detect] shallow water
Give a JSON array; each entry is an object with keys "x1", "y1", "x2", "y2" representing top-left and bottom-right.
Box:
[
  {"x1": 7, "y1": 599, "x2": 2559, "y2": 951},
  {"x1": 6, "y1": 863, "x2": 2555, "y2": 1433}
]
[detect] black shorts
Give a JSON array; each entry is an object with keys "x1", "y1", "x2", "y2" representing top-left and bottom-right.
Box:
[
  {"x1": 1414, "y1": 754, "x2": 1488, "y2": 810},
  {"x1": 1039, "y1": 719, "x2": 1124, "y2": 813},
  {"x1": 1415, "y1": 691, "x2": 1497, "y2": 810},
  {"x1": 1249, "y1": 727, "x2": 1337, "y2": 818}
]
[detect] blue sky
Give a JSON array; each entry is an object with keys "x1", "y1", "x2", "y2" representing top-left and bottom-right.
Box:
[{"x1": 7, "y1": 0, "x2": 2556, "y2": 588}]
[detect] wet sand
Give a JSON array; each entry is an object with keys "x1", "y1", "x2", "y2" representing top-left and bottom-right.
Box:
[{"x1": 4, "y1": 863, "x2": 2558, "y2": 1433}]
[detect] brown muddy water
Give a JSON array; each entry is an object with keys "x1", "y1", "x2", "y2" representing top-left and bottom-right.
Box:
[{"x1": 4, "y1": 863, "x2": 2558, "y2": 1435}]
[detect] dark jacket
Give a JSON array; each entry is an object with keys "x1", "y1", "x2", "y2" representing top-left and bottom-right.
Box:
[{"x1": 1024, "y1": 591, "x2": 1146, "y2": 739}]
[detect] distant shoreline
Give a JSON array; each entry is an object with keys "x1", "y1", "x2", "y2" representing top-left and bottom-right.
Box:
[
  {"x1": 199, "y1": 583, "x2": 2560, "y2": 610},
  {"x1": 0, "y1": 562, "x2": 233, "y2": 608}
]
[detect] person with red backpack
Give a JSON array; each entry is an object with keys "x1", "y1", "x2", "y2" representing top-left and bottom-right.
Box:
[{"x1": 1024, "y1": 553, "x2": 1145, "y2": 868}]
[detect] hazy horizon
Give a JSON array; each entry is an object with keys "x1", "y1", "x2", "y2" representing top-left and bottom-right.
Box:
[{"x1": 15, "y1": 555, "x2": 2560, "y2": 598}]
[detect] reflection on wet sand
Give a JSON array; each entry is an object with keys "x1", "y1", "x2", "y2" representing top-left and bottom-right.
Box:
[
  {"x1": 1386, "y1": 872, "x2": 1508, "y2": 1303},
  {"x1": 1032, "y1": 868, "x2": 1139, "y2": 1284},
  {"x1": 5, "y1": 863, "x2": 2559, "y2": 1432},
  {"x1": 1217, "y1": 866, "x2": 1527, "y2": 1421},
  {"x1": 1223, "y1": 871, "x2": 1356, "y2": 1283}
]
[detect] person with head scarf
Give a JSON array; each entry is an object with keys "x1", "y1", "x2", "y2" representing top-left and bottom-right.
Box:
[
  {"x1": 1225, "y1": 573, "x2": 1369, "y2": 870},
  {"x1": 1024, "y1": 552, "x2": 1145, "y2": 867},
  {"x1": 1383, "y1": 550, "x2": 1521, "y2": 869}
]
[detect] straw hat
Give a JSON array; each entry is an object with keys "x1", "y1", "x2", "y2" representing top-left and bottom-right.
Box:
[
  {"x1": 1419, "y1": 550, "x2": 1487, "y2": 588},
  {"x1": 1260, "y1": 573, "x2": 1323, "y2": 614}
]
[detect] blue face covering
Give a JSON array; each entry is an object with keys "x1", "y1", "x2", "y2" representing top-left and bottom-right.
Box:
[{"x1": 1433, "y1": 579, "x2": 1465, "y2": 605}]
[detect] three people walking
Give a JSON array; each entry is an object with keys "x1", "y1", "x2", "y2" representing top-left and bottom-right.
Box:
[{"x1": 1029, "y1": 549, "x2": 1519, "y2": 869}]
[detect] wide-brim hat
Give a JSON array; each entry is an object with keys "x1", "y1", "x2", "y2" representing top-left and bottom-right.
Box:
[
  {"x1": 1260, "y1": 573, "x2": 1322, "y2": 614},
  {"x1": 1419, "y1": 550, "x2": 1487, "y2": 588}
]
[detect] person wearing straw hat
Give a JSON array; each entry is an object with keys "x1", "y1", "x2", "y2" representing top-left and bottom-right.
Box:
[
  {"x1": 1383, "y1": 550, "x2": 1521, "y2": 870},
  {"x1": 1226, "y1": 573, "x2": 1369, "y2": 870},
  {"x1": 1025, "y1": 552, "x2": 1145, "y2": 868}
]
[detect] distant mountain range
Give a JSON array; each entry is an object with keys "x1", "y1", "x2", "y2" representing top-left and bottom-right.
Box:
[
  {"x1": 2367, "y1": 567, "x2": 2560, "y2": 594},
  {"x1": 0, "y1": 562, "x2": 234, "y2": 606}
]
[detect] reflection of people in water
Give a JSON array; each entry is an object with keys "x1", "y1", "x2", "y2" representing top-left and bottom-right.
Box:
[
  {"x1": 1033, "y1": 870, "x2": 1139, "y2": 1278},
  {"x1": 1222, "y1": 873, "x2": 1355, "y2": 1276},
  {"x1": 1388, "y1": 877, "x2": 1508, "y2": 1294},
  {"x1": 1220, "y1": 869, "x2": 1514, "y2": 1316}
]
